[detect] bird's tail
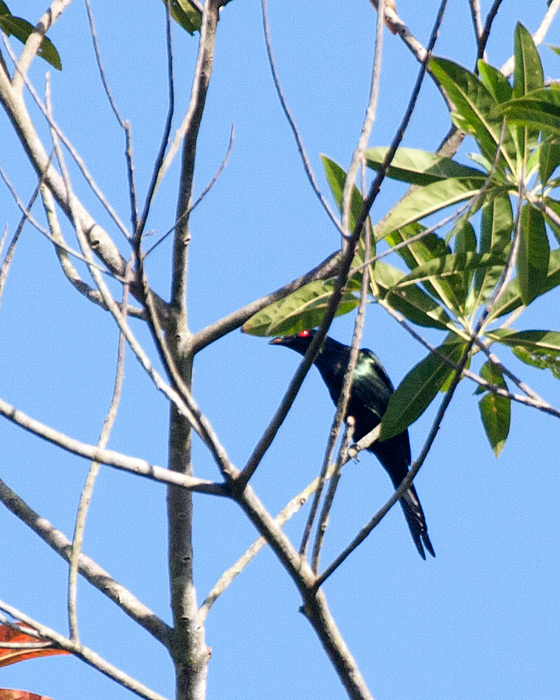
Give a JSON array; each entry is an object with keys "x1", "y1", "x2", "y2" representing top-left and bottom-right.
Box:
[{"x1": 399, "y1": 485, "x2": 435, "y2": 560}]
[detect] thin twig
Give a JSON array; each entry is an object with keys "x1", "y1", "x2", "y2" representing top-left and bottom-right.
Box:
[
  {"x1": 40, "y1": 184, "x2": 144, "y2": 316},
  {"x1": 316, "y1": 143, "x2": 528, "y2": 584},
  {"x1": 315, "y1": 341, "x2": 469, "y2": 587},
  {"x1": 475, "y1": 341, "x2": 549, "y2": 405},
  {"x1": 84, "y1": 0, "x2": 125, "y2": 127},
  {"x1": 199, "y1": 418, "x2": 382, "y2": 622},
  {"x1": 476, "y1": 0, "x2": 505, "y2": 64},
  {"x1": 312, "y1": 419, "x2": 355, "y2": 571},
  {"x1": 199, "y1": 457, "x2": 344, "y2": 622},
  {"x1": 135, "y1": 0, "x2": 176, "y2": 242},
  {"x1": 67, "y1": 264, "x2": 130, "y2": 641},
  {"x1": 0, "y1": 161, "x2": 123, "y2": 280},
  {"x1": 143, "y1": 123, "x2": 235, "y2": 259},
  {"x1": 303, "y1": 4, "x2": 385, "y2": 560},
  {"x1": 0, "y1": 175, "x2": 43, "y2": 306},
  {"x1": 377, "y1": 299, "x2": 560, "y2": 417},
  {"x1": 3, "y1": 36, "x2": 131, "y2": 241},
  {"x1": 11, "y1": 0, "x2": 71, "y2": 93},
  {"x1": 239, "y1": 0, "x2": 448, "y2": 488},
  {"x1": 46, "y1": 105, "x2": 214, "y2": 451},
  {"x1": 261, "y1": 0, "x2": 343, "y2": 235},
  {"x1": 367, "y1": 0, "x2": 427, "y2": 63},
  {"x1": 0, "y1": 478, "x2": 172, "y2": 645},
  {"x1": 341, "y1": 0, "x2": 385, "y2": 234}
]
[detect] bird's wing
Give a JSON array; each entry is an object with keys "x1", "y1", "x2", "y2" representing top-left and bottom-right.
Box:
[
  {"x1": 359, "y1": 349, "x2": 394, "y2": 391},
  {"x1": 347, "y1": 350, "x2": 395, "y2": 425}
]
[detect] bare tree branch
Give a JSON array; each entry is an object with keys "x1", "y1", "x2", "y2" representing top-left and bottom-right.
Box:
[
  {"x1": 468, "y1": 0, "x2": 483, "y2": 44},
  {"x1": 0, "y1": 478, "x2": 172, "y2": 645},
  {"x1": 0, "y1": 396, "x2": 227, "y2": 493}
]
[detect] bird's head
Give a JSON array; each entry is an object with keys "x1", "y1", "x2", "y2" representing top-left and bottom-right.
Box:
[{"x1": 269, "y1": 329, "x2": 317, "y2": 355}]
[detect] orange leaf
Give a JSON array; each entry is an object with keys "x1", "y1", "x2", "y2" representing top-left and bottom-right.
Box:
[{"x1": 0, "y1": 624, "x2": 69, "y2": 668}]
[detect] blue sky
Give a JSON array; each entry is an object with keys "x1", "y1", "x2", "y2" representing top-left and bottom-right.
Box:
[{"x1": 1, "y1": 1, "x2": 559, "y2": 699}]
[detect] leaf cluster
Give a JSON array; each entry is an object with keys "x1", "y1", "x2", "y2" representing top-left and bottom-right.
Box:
[{"x1": 244, "y1": 23, "x2": 560, "y2": 457}]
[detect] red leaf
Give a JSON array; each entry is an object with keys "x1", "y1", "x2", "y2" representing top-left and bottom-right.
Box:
[
  {"x1": 0, "y1": 689, "x2": 56, "y2": 700},
  {"x1": 0, "y1": 624, "x2": 69, "y2": 668}
]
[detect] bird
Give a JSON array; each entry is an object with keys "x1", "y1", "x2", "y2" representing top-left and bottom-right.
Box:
[{"x1": 270, "y1": 329, "x2": 435, "y2": 559}]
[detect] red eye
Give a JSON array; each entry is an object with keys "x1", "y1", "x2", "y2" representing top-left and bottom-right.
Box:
[{"x1": 299, "y1": 330, "x2": 310, "y2": 338}]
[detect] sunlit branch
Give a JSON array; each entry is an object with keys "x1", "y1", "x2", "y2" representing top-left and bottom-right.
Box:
[
  {"x1": 0, "y1": 396, "x2": 227, "y2": 493},
  {"x1": 39, "y1": 185, "x2": 144, "y2": 316},
  {"x1": 4, "y1": 38, "x2": 131, "y2": 242}
]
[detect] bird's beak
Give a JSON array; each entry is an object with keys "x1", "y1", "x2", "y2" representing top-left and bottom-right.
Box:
[{"x1": 269, "y1": 337, "x2": 285, "y2": 345}]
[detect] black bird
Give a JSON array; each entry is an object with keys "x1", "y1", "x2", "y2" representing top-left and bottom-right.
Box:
[{"x1": 270, "y1": 329, "x2": 435, "y2": 559}]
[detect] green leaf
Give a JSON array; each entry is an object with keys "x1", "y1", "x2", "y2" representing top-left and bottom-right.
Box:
[
  {"x1": 513, "y1": 24, "x2": 544, "y2": 98},
  {"x1": 499, "y1": 88, "x2": 560, "y2": 137},
  {"x1": 513, "y1": 23, "x2": 544, "y2": 160},
  {"x1": 477, "y1": 60, "x2": 513, "y2": 104},
  {"x1": 452, "y1": 220, "x2": 477, "y2": 306},
  {"x1": 466, "y1": 152, "x2": 495, "y2": 171},
  {"x1": 489, "y1": 248, "x2": 560, "y2": 319},
  {"x1": 539, "y1": 139, "x2": 560, "y2": 183},
  {"x1": 429, "y1": 57, "x2": 515, "y2": 170},
  {"x1": 544, "y1": 198, "x2": 560, "y2": 244},
  {"x1": 321, "y1": 154, "x2": 367, "y2": 233},
  {"x1": 166, "y1": 0, "x2": 201, "y2": 34},
  {"x1": 386, "y1": 223, "x2": 450, "y2": 271},
  {"x1": 380, "y1": 339, "x2": 467, "y2": 440},
  {"x1": 478, "y1": 362, "x2": 510, "y2": 457},
  {"x1": 375, "y1": 262, "x2": 454, "y2": 330},
  {"x1": 487, "y1": 328, "x2": 560, "y2": 381},
  {"x1": 512, "y1": 346, "x2": 560, "y2": 379},
  {"x1": 365, "y1": 147, "x2": 486, "y2": 186},
  {"x1": 241, "y1": 280, "x2": 359, "y2": 337},
  {"x1": 517, "y1": 204, "x2": 550, "y2": 305},
  {"x1": 384, "y1": 224, "x2": 463, "y2": 311},
  {"x1": 375, "y1": 178, "x2": 487, "y2": 240},
  {"x1": 486, "y1": 328, "x2": 560, "y2": 353},
  {"x1": 392, "y1": 252, "x2": 507, "y2": 288},
  {"x1": 472, "y1": 194, "x2": 514, "y2": 308},
  {"x1": 0, "y1": 13, "x2": 61, "y2": 70}
]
